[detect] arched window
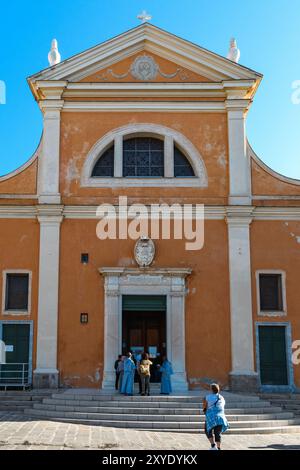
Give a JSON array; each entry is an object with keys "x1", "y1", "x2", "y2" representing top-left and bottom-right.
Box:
[
  {"x1": 123, "y1": 137, "x2": 164, "y2": 177},
  {"x1": 174, "y1": 146, "x2": 195, "y2": 177},
  {"x1": 91, "y1": 144, "x2": 114, "y2": 177},
  {"x1": 86, "y1": 123, "x2": 207, "y2": 188}
]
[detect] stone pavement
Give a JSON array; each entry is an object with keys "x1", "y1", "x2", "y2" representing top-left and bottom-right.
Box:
[{"x1": 0, "y1": 412, "x2": 299, "y2": 450}]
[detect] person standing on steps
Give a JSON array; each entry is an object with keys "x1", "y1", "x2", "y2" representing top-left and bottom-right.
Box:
[
  {"x1": 202, "y1": 383, "x2": 229, "y2": 450},
  {"x1": 139, "y1": 352, "x2": 152, "y2": 396},
  {"x1": 114, "y1": 355, "x2": 122, "y2": 391},
  {"x1": 121, "y1": 352, "x2": 136, "y2": 396},
  {"x1": 134, "y1": 351, "x2": 143, "y2": 395},
  {"x1": 117, "y1": 355, "x2": 125, "y2": 392},
  {"x1": 158, "y1": 356, "x2": 173, "y2": 395}
]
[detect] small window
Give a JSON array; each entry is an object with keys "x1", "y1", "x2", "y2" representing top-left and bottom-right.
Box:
[
  {"x1": 5, "y1": 274, "x2": 29, "y2": 311},
  {"x1": 259, "y1": 274, "x2": 283, "y2": 312},
  {"x1": 174, "y1": 146, "x2": 195, "y2": 177},
  {"x1": 92, "y1": 144, "x2": 114, "y2": 177},
  {"x1": 123, "y1": 137, "x2": 164, "y2": 177}
]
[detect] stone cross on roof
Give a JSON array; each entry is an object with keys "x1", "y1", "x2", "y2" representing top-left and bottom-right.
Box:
[{"x1": 137, "y1": 10, "x2": 152, "y2": 23}]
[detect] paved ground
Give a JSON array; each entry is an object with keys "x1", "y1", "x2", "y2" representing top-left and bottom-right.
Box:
[{"x1": 0, "y1": 412, "x2": 299, "y2": 450}]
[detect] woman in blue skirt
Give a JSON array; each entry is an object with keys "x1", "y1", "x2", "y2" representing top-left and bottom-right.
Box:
[{"x1": 159, "y1": 356, "x2": 173, "y2": 395}]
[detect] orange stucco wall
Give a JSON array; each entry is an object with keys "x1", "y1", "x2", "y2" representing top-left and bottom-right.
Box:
[
  {"x1": 0, "y1": 159, "x2": 38, "y2": 195},
  {"x1": 58, "y1": 219, "x2": 231, "y2": 388},
  {"x1": 251, "y1": 220, "x2": 300, "y2": 388},
  {"x1": 1, "y1": 39, "x2": 300, "y2": 391},
  {"x1": 0, "y1": 219, "x2": 40, "y2": 370},
  {"x1": 252, "y1": 159, "x2": 300, "y2": 198},
  {"x1": 60, "y1": 111, "x2": 229, "y2": 205}
]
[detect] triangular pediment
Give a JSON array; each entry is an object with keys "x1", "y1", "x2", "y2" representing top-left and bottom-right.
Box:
[
  {"x1": 81, "y1": 51, "x2": 212, "y2": 83},
  {"x1": 28, "y1": 24, "x2": 262, "y2": 85}
]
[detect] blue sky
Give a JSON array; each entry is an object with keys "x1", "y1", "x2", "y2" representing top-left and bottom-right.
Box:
[{"x1": 0, "y1": 0, "x2": 299, "y2": 178}]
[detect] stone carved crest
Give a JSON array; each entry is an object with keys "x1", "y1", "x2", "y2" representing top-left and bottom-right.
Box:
[
  {"x1": 96, "y1": 55, "x2": 190, "y2": 82},
  {"x1": 134, "y1": 236, "x2": 155, "y2": 267},
  {"x1": 130, "y1": 55, "x2": 159, "y2": 81}
]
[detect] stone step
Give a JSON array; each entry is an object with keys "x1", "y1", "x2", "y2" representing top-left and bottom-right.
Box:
[
  {"x1": 146, "y1": 426, "x2": 300, "y2": 435},
  {"x1": 38, "y1": 418, "x2": 300, "y2": 434},
  {"x1": 266, "y1": 398, "x2": 300, "y2": 403},
  {"x1": 31, "y1": 403, "x2": 288, "y2": 417},
  {"x1": 0, "y1": 400, "x2": 37, "y2": 406},
  {"x1": 23, "y1": 410, "x2": 300, "y2": 431},
  {"x1": 27, "y1": 406, "x2": 294, "y2": 422},
  {"x1": 260, "y1": 394, "x2": 300, "y2": 400},
  {"x1": 0, "y1": 396, "x2": 32, "y2": 401},
  {"x1": 0, "y1": 405, "x2": 33, "y2": 411},
  {"x1": 45, "y1": 398, "x2": 271, "y2": 408},
  {"x1": 50, "y1": 393, "x2": 261, "y2": 403}
]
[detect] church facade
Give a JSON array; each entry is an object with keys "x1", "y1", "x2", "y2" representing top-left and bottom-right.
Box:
[{"x1": 0, "y1": 24, "x2": 299, "y2": 392}]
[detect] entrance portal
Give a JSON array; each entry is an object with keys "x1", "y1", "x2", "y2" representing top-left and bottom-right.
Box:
[{"x1": 122, "y1": 295, "x2": 166, "y2": 383}]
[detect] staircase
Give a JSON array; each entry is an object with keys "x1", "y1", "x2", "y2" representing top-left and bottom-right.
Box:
[
  {"x1": 260, "y1": 394, "x2": 300, "y2": 417},
  {"x1": 0, "y1": 390, "x2": 52, "y2": 412},
  {"x1": 23, "y1": 389, "x2": 300, "y2": 434}
]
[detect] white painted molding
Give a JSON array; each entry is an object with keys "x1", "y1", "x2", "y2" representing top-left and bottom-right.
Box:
[
  {"x1": 81, "y1": 123, "x2": 208, "y2": 188},
  {"x1": 0, "y1": 195, "x2": 38, "y2": 200},
  {"x1": 255, "y1": 270, "x2": 287, "y2": 317},
  {"x1": 1, "y1": 205, "x2": 300, "y2": 220},
  {"x1": 64, "y1": 82, "x2": 227, "y2": 99},
  {"x1": 2, "y1": 270, "x2": 32, "y2": 316},
  {"x1": 28, "y1": 24, "x2": 261, "y2": 86},
  {"x1": 100, "y1": 267, "x2": 192, "y2": 277},
  {"x1": 62, "y1": 101, "x2": 226, "y2": 113}
]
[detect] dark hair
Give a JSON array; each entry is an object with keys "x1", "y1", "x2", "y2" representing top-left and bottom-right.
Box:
[
  {"x1": 211, "y1": 383, "x2": 220, "y2": 394},
  {"x1": 142, "y1": 352, "x2": 149, "y2": 360},
  {"x1": 118, "y1": 355, "x2": 122, "y2": 359}
]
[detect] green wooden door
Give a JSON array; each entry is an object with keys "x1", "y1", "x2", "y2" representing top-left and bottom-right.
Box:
[
  {"x1": 258, "y1": 326, "x2": 288, "y2": 386},
  {"x1": 0, "y1": 324, "x2": 30, "y2": 386}
]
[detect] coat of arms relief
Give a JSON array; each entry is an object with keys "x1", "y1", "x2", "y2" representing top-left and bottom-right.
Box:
[{"x1": 134, "y1": 236, "x2": 156, "y2": 267}]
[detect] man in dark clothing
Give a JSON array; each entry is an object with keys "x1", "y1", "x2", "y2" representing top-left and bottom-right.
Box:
[{"x1": 114, "y1": 355, "x2": 122, "y2": 390}]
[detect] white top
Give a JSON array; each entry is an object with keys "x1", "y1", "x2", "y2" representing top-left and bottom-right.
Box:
[{"x1": 205, "y1": 393, "x2": 225, "y2": 410}]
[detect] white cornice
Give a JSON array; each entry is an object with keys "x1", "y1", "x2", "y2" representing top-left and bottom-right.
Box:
[
  {"x1": 0, "y1": 205, "x2": 300, "y2": 221},
  {"x1": 63, "y1": 81, "x2": 227, "y2": 99},
  {"x1": 0, "y1": 194, "x2": 38, "y2": 199},
  {"x1": 252, "y1": 207, "x2": 300, "y2": 220},
  {"x1": 0, "y1": 206, "x2": 37, "y2": 218},
  {"x1": 99, "y1": 267, "x2": 192, "y2": 277},
  {"x1": 62, "y1": 101, "x2": 226, "y2": 112},
  {"x1": 28, "y1": 24, "x2": 262, "y2": 96}
]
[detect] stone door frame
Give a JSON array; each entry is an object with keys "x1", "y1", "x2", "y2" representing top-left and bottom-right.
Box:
[{"x1": 99, "y1": 267, "x2": 191, "y2": 392}]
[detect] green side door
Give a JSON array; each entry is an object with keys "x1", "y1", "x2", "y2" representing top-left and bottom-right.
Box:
[
  {"x1": 0, "y1": 324, "x2": 30, "y2": 386},
  {"x1": 258, "y1": 325, "x2": 288, "y2": 386}
]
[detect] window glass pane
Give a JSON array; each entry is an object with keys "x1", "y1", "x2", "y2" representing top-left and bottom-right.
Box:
[
  {"x1": 174, "y1": 146, "x2": 195, "y2": 177},
  {"x1": 151, "y1": 152, "x2": 164, "y2": 166},
  {"x1": 6, "y1": 274, "x2": 29, "y2": 310},
  {"x1": 92, "y1": 145, "x2": 114, "y2": 177},
  {"x1": 151, "y1": 166, "x2": 164, "y2": 176},
  {"x1": 259, "y1": 274, "x2": 283, "y2": 311},
  {"x1": 123, "y1": 138, "x2": 164, "y2": 177}
]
